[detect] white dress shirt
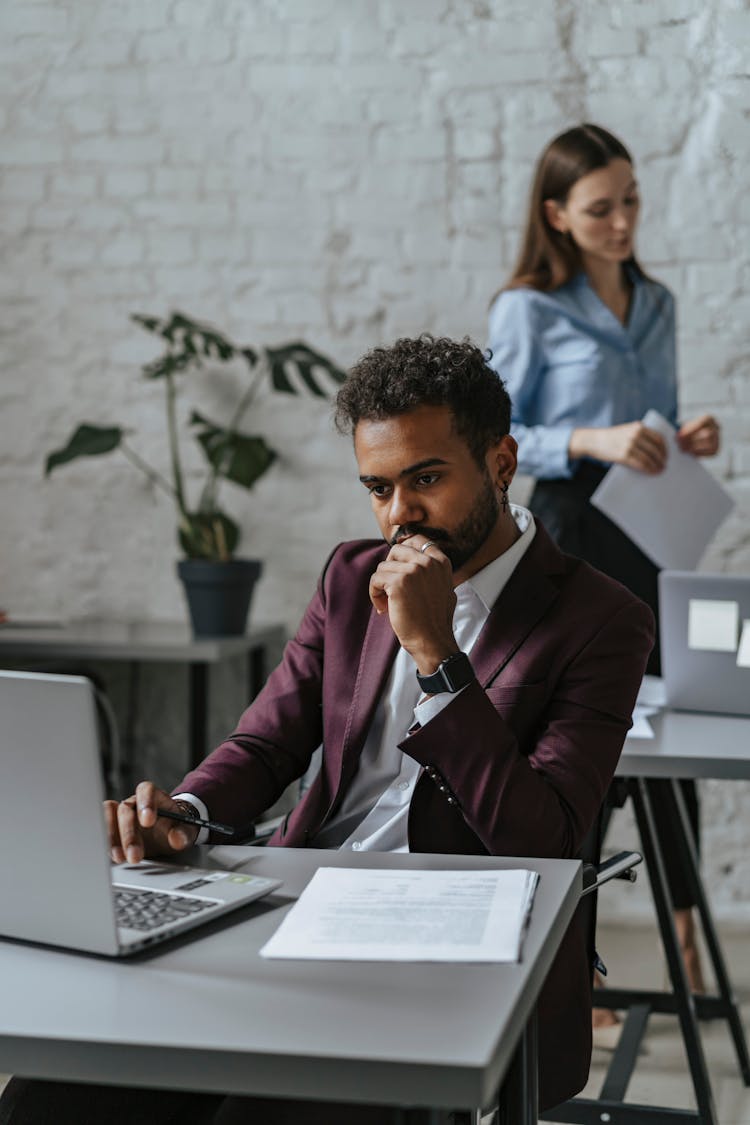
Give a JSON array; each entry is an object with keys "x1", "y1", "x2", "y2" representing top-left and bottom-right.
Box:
[{"x1": 180, "y1": 506, "x2": 536, "y2": 850}]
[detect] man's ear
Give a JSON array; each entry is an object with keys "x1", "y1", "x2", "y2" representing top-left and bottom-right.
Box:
[
  {"x1": 489, "y1": 434, "x2": 518, "y2": 485},
  {"x1": 543, "y1": 198, "x2": 567, "y2": 233}
]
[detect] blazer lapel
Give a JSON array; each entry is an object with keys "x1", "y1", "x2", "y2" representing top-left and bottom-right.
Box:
[
  {"x1": 330, "y1": 606, "x2": 399, "y2": 795},
  {"x1": 471, "y1": 527, "x2": 564, "y2": 686}
]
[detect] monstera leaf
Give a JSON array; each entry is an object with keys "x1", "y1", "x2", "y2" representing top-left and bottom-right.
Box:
[
  {"x1": 45, "y1": 424, "x2": 124, "y2": 476},
  {"x1": 132, "y1": 312, "x2": 235, "y2": 367},
  {"x1": 190, "y1": 411, "x2": 276, "y2": 490},
  {"x1": 265, "y1": 342, "x2": 347, "y2": 397}
]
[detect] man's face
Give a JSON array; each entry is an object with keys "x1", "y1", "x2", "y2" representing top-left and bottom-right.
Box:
[{"x1": 354, "y1": 405, "x2": 515, "y2": 580}]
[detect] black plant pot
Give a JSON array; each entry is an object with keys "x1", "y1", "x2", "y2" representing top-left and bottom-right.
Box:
[{"x1": 177, "y1": 558, "x2": 262, "y2": 637}]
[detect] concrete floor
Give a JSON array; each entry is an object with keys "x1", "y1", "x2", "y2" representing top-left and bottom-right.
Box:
[{"x1": 1, "y1": 920, "x2": 748, "y2": 1122}]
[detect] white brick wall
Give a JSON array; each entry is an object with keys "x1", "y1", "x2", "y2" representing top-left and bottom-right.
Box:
[{"x1": 1, "y1": 0, "x2": 748, "y2": 917}]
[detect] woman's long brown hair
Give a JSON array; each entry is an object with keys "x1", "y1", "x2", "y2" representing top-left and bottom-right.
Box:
[{"x1": 501, "y1": 123, "x2": 647, "y2": 295}]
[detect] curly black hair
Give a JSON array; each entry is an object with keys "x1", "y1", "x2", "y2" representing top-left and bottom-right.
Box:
[{"x1": 334, "y1": 335, "x2": 511, "y2": 465}]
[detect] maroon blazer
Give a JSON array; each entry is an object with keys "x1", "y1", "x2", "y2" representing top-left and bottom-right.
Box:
[{"x1": 179, "y1": 522, "x2": 654, "y2": 1110}]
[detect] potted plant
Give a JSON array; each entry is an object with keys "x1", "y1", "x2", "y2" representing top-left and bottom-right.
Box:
[{"x1": 45, "y1": 311, "x2": 346, "y2": 635}]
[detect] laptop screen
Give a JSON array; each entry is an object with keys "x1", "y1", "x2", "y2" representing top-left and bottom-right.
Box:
[{"x1": 659, "y1": 571, "x2": 750, "y2": 716}]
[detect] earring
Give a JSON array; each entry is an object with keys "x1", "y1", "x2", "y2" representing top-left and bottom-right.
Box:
[{"x1": 500, "y1": 480, "x2": 509, "y2": 513}]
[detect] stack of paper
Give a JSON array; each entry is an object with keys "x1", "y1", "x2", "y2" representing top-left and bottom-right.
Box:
[
  {"x1": 627, "y1": 674, "x2": 667, "y2": 740},
  {"x1": 260, "y1": 866, "x2": 539, "y2": 963}
]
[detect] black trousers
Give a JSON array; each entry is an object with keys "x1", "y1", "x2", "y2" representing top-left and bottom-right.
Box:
[
  {"x1": 530, "y1": 465, "x2": 699, "y2": 910},
  {"x1": 0, "y1": 1078, "x2": 443, "y2": 1125}
]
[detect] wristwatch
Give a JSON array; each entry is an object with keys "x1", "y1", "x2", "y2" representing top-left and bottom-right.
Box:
[
  {"x1": 172, "y1": 800, "x2": 200, "y2": 823},
  {"x1": 416, "y1": 652, "x2": 475, "y2": 695}
]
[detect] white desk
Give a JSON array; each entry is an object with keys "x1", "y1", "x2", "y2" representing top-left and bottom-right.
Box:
[
  {"x1": 0, "y1": 847, "x2": 582, "y2": 1123},
  {"x1": 619, "y1": 707, "x2": 750, "y2": 780}
]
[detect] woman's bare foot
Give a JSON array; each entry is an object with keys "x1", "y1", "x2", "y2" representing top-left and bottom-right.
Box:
[
  {"x1": 674, "y1": 908, "x2": 706, "y2": 994},
  {"x1": 592, "y1": 968, "x2": 621, "y2": 1031},
  {"x1": 592, "y1": 1007, "x2": 620, "y2": 1028}
]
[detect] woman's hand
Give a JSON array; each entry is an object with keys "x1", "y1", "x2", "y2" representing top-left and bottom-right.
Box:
[
  {"x1": 569, "y1": 422, "x2": 668, "y2": 474},
  {"x1": 676, "y1": 414, "x2": 720, "y2": 458}
]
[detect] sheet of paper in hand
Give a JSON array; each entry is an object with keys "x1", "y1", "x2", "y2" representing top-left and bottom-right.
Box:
[{"x1": 590, "y1": 410, "x2": 734, "y2": 570}]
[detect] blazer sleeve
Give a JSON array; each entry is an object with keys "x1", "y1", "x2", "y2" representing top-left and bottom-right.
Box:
[{"x1": 402, "y1": 594, "x2": 654, "y2": 859}]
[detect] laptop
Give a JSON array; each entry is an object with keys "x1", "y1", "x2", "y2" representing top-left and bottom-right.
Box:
[
  {"x1": 0, "y1": 670, "x2": 281, "y2": 956},
  {"x1": 659, "y1": 571, "x2": 750, "y2": 716}
]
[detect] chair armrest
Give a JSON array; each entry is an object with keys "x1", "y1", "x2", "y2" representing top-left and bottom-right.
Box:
[
  {"x1": 233, "y1": 814, "x2": 285, "y2": 846},
  {"x1": 581, "y1": 850, "x2": 642, "y2": 897}
]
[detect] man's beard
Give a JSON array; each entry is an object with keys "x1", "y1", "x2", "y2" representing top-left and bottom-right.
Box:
[{"x1": 390, "y1": 472, "x2": 500, "y2": 572}]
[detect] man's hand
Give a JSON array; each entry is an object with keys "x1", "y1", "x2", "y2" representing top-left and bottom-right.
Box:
[
  {"x1": 369, "y1": 535, "x2": 459, "y2": 674},
  {"x1": 105, "y1": 782, "x2": 199, "y2": 865},
  {"x1": 676, "y1": 413, "x2": 720, "y2": 458},
  {"x1": 569, "y1": 422, "x2": 668, "y2": 473}
]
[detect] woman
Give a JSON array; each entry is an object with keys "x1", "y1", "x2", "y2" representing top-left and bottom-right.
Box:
[{"x1": 487, "y1": 124, "x2": 720, "y2": 1033}]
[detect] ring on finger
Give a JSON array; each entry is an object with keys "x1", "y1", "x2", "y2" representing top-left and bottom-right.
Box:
[{"x1": 420, "y1": 540, "x2": 436, "y2": 554}]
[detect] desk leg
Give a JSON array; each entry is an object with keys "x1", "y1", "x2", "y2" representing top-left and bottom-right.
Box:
[
  {"x1": 496, "y1": 1007, "x2": 538, "y2": 1125},
  {"x1": 670, "y1": 778, "x2": 750, "y2": 1085},
  {"x1": 419, "y1": 1013, "x2": 539, "y2": 1125},
  {"x1": 631, "y1": 778, "x2": 718, "y2": 1125},
  {"x1": 188, "y1": 662, "x2": 208, "y2": 772}
]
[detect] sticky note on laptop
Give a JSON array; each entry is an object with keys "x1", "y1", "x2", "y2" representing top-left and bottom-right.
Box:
[{"x1": 687, "y1": 598, "x2": 739, "y2": 652}]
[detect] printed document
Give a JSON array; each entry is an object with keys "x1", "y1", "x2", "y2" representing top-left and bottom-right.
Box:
[
  {"x1": 590, "y1": 410, "x2": 734, "y2": 570},
  {"x1": 260, "y1": 866, "x2": 539, "y2": 962},
  {"x1": 627, "y1": 674, "x2": 667, "y2": 741}
]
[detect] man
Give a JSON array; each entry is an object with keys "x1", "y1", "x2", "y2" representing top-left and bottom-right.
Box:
[{"x1": 3, "y1": 335, "x2": 653, "y2": 1123}]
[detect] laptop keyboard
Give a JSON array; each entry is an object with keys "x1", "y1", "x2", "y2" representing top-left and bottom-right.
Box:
[{"x1": 114, "y1": 886, "x2": 217, "y2": 932}]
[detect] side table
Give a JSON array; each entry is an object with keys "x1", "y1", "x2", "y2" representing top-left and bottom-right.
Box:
[{"x1": 0, "y1": 619, "x2": 286, "y2": 794}]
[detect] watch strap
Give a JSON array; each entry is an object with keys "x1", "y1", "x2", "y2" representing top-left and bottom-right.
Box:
[
  {"x1": 416, "y1": 652, "x2": 475, "y2": 695},
  {"x1": 172, "y1": 800, "x2": 200, "y2": 822}
]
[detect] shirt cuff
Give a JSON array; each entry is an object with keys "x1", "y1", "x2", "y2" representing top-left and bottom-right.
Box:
[
  {"x1": 171, "y1": 792, "x2": 209, "y2": 845},
  {"x1": 546, "y1": 426, "x2": 576, "y2": 478},
  {"x1": 414, "y1": 685, "x2": 468, "y2": 726}
]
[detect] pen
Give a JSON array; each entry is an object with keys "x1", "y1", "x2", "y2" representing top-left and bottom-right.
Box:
[{"x1": 157, "y1": 808, "x2": 235, "y2": 837}]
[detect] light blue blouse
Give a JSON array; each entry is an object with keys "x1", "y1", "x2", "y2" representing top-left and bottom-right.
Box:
[{"x1": 486, "y1": 272, "x2": 678, "y2": 480}]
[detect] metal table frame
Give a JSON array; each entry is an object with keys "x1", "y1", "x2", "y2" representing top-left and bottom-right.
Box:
[{"x1": 545, "y1": 706, "x2": 750, "y2": 1124}]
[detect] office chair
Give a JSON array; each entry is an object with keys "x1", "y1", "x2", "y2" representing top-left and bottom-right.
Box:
[
  {"x1": 485, "y1": 843, "x2": 642, "y2": 1125},
  {"x1": 391, "y1": 845, "x2": 642, "y2": 1125}
]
